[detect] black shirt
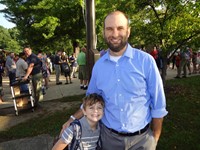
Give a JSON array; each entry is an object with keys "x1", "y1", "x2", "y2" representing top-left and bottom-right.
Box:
[
  {"x1": 26, "y1": 53, "x2": 41, "y2": 75},
  {"x1": 54, "y1": 55, "x2": 61, "y2": 65}
]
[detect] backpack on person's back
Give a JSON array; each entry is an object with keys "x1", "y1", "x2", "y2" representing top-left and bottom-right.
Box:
[
  {"x1": 61, "y1": 62, "x2": 70, "y2": 73},
  {"x1": 53, "y1": 119, "x2": 101, "y2": 150}
]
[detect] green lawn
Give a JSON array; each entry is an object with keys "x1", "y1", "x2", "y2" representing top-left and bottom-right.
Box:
[{"x1": 0, "y1": 76, "x2": 200, "y2": 149}]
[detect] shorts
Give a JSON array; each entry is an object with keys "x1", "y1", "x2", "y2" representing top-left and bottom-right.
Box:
[
  {"x1": 78, "y1": 65, "x2": 88, "y2": 80},
  {"x1": 64, "y1": 71, "x2": 70, "y2": 77}
]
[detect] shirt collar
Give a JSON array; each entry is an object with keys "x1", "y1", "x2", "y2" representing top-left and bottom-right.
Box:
[
  {"x1": 81, "y1": 116, "x2": 100, "y2": 131},
  {"x1": 104, "y1": 43, "x2": 134, "y2": 61}
]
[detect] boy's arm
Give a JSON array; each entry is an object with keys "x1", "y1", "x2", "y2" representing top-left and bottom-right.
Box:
[
  {"x1": 52, "y1": 139, "x2": 68, "y2": 150},
  {"x1": 60, "y1": 108, "x2": 83, "y2": 137}
]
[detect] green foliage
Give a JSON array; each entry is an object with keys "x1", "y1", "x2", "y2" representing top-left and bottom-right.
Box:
[
  {"x1": 158, "y1": 76, "x2": 200, "y2": 150},
  {"x1": 0, "y1": 0, "x2": 199, "y2": 54},
  {"x1": 0, "y1": 26, "x2": 21, "y2": 52}
]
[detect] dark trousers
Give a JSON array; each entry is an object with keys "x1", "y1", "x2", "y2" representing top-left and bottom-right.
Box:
[{"x1": 8, "y1": 72, "x2": 16, "y2": 85}]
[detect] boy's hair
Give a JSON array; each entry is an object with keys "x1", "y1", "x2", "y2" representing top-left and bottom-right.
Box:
[{"x1": 82, "y1": 93, "x2": 105, "y2": 110}]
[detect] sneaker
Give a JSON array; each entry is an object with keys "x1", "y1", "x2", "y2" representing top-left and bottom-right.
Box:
[
  {"x1": 182, "y1": 76, "x2": 187, "y2": 78},
  {"x1": 83, "y1": 86, "x2": 88, "y2": 90},
  {"x1": 56, "y1": 82, "x2": 62, "y2": 85},
  {"x1": 65, "y1": 82, "x2": 69, "y2": 84},
  {"x1": 80, "y1": 85, "x2": 84, "y2": 89}
]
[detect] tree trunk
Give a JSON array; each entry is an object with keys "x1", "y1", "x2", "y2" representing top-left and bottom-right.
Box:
[{"x1": 161, "y1": 56, "x2": 168, "y2": 85}]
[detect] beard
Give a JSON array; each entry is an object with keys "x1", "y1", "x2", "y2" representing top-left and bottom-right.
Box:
[{"x1": 104, "y1": 33, "x2": 128, "y2": 53}]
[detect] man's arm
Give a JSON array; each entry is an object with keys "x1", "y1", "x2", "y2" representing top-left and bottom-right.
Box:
[
  {"x1": 152, "y1": 118, "x2": 163, "y2": 142},
  {"x1": 60, "y1": 108, "x2": 83, "y2": 136},
  {"x1": 23, "y1": 63, "x2": 34, "y2": 80}
]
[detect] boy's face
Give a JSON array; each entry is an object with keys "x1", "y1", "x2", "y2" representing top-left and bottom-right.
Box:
[{"x1": 83, "y1": 102, "x2": 104, "y2": 123}]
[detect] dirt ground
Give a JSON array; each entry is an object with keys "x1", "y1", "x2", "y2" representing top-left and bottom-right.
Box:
[{"x1": 0, "y1": 101, "x2": 80, "y2": 131}]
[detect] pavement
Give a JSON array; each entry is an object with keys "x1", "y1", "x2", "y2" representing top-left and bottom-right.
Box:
[{"x1": 0, "y1": 68, "x2": 199, "y2": 150}]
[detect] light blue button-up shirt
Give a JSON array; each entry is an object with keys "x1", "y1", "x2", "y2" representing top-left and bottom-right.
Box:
[{"x1": 87, "y1": 44, "x2": 168, "y2": 133}]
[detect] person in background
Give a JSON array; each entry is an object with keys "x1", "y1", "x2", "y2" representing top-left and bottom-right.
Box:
[
  {"x1": 0, "y1": 62, "x2": 4, "y2": 103},
  {"x1": 53, "y1": 93, "x2": 104, "y2": 150},
  {"x1": 192, "y1": 51, "x2": 197, "y2": 74},
  {"x1": 61, "y1": 11, "x2": 168, "y2": 150},
  {"x1": 23, "y1": 45, "x2": 43, "y2": 107},
  {"x1": 38, "y1": 51, "x2": 49, "y2": 90},
  {"x1": 16, "y1": 52, "x2": 29, "y2": 93},
  {"x1": 69, "y1": 53, "x2": 77, "y2": 78},
  {"x1": 16, "y1": 52, "x2": 28, "y2": 79},
  {"x1": 54, "y1": 50, "x2": 63, "y2": 85},
  {"x1": 61, "y1": 57, "x2": 72, "y2": 84},
  {"x1": 77, "y1": 47, "x2": 88, "y2": 90},
  {"x1": 5, "y1": 52, "x2": 16, "y2": 85}
]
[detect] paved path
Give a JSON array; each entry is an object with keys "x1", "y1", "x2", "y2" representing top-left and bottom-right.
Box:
[
  {"x1": 0, "y1": 68, "x2": 199, "y2": 150},
  {"x1": 0, "y1": 73, "x2": 85, "y2": 109}
]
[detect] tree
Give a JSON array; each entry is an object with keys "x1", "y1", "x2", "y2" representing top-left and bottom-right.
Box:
[
  {"x1": 0, "y1": 26, "x2": 21, "y2": 53},
  {"x1": 0, "y1": 0, "x2": 86, "y2": 52},
  {"x1": 127, "y1": 0, "x2": 200, "y2": 82}
]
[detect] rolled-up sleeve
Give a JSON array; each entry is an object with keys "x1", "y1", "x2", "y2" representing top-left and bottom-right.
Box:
[{"x1": 147, "y1": 58, "x2": 168, "y2": 118}]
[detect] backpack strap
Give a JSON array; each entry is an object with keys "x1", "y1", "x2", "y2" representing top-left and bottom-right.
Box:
[{"x1": 69, "y1": 119, "x2": 82, "y2": 150}]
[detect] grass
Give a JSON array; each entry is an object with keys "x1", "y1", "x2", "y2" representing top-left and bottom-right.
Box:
[
  {"x1": 157, "y1": 76, "x2": 200, "y2": 150},
  {"x1": 0, "y1": 76, "x2": 200, "y2": 149}
]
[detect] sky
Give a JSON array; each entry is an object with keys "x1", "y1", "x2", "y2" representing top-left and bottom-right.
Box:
[{"x1": 0, "y1": 4, "x2": 16, "y2": 29}]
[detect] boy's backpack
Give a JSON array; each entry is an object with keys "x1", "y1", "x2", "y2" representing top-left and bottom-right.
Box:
[
  {"x1": 66, "y1": 119, "x2": 82, "y2": 150},
  {"x1": 62, "y1": 62, "x2": 70, "y2": 73},
  {"x1": 64, "y1": 119, "x2": 102, "y2": 150}
]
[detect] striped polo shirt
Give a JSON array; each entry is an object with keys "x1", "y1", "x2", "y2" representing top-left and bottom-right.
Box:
[{"x1": 61, "y1": 116, "x2": 100, "y2": 150}]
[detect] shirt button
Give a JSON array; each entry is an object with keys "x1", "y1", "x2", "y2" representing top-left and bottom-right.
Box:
[
  {"x1": 122, "y1": 124, "x2": 125, "y2": 127},
  {"x1": 121, "y1": 109, "x2": 123, "y2": 111},
  {"x1": 117, "y1": 79, "x2": 120, "y2": 82}
]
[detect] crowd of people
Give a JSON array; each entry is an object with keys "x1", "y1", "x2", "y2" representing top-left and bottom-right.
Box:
[
  {"x1": 172, "y1": 47, "x2": 200, "y2": 78},
  {"x1": 0, "y1": 45, "x2": 88, "y2": 105}
]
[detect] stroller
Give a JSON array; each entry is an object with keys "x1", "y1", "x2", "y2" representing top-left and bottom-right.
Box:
[{"x1": 10, "y1": 79, "x2": 35, "y2": 116}]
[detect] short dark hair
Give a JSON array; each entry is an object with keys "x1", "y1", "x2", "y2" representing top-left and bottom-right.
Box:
[
  {"x1": 23, "y1": 44, "x2": 31, "y2": 49},
  {"x1": 82, "y1": 93, "x2": 105, "y2": 110},
  {"x1": 19, "y1": 52, "x2": 25, "y2": 57}
]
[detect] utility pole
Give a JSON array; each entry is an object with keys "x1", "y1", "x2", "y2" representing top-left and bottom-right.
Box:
[{"x1": 85, "y1": 0, "x2": 99, "y2": 80}]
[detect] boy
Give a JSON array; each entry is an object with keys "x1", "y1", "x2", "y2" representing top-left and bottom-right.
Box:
[
  {"x1": 52, "y1": 93, "x2": 105, "y2": 150},
  {"x1": 61, "y1": 58, "x2": 72, "y2": 84}
]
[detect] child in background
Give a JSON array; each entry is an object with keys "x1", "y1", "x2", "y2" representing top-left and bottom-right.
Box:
[
  {"x1": 62, "y1": 58, "x2": 72, "y2": 84},
  {"x1": 0, "y1": 63, "x2": 4, "y2": 103},
  {"x1": 52, "y1": 93, "x2": 105, "y2": 150}
]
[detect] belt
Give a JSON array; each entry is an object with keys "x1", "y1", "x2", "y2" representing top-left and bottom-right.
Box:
[{"x1": 106, "y1": 124, "x2": 149, "y2": 136}]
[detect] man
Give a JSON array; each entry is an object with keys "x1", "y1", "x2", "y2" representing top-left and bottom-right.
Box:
[
  {"x1": 15, "y1": 52, "x2": 29, "y2": 93},
  {"x1": 5, "y1": 52, "x2": 16, "y2": 85},
  {"x1": 77, "y1": 47, "x2": 88, "y2": 90},
  {"x1": 16, "y1": 52, "x2": 28, "y2": 79},
  {"x1": 23, "y1": 45, "x2": 43, "y2": 107},
  {"x1": 61, "y1": 11, "x2": 168, "y2": 150},
  {"x1": 54, "y1": 50, "x2": 63, "y2": 85}
]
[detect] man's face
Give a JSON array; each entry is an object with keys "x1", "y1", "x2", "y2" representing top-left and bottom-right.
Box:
[
  {"x1": 104, "y1": 13, "x2": 130, "y2": 53},
  {"x1": 10, "y1": 53, "x2": 15, "y2": 58},
  {"x1": 24, "y1": 48, "x2": 32, "y2": 57}
]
